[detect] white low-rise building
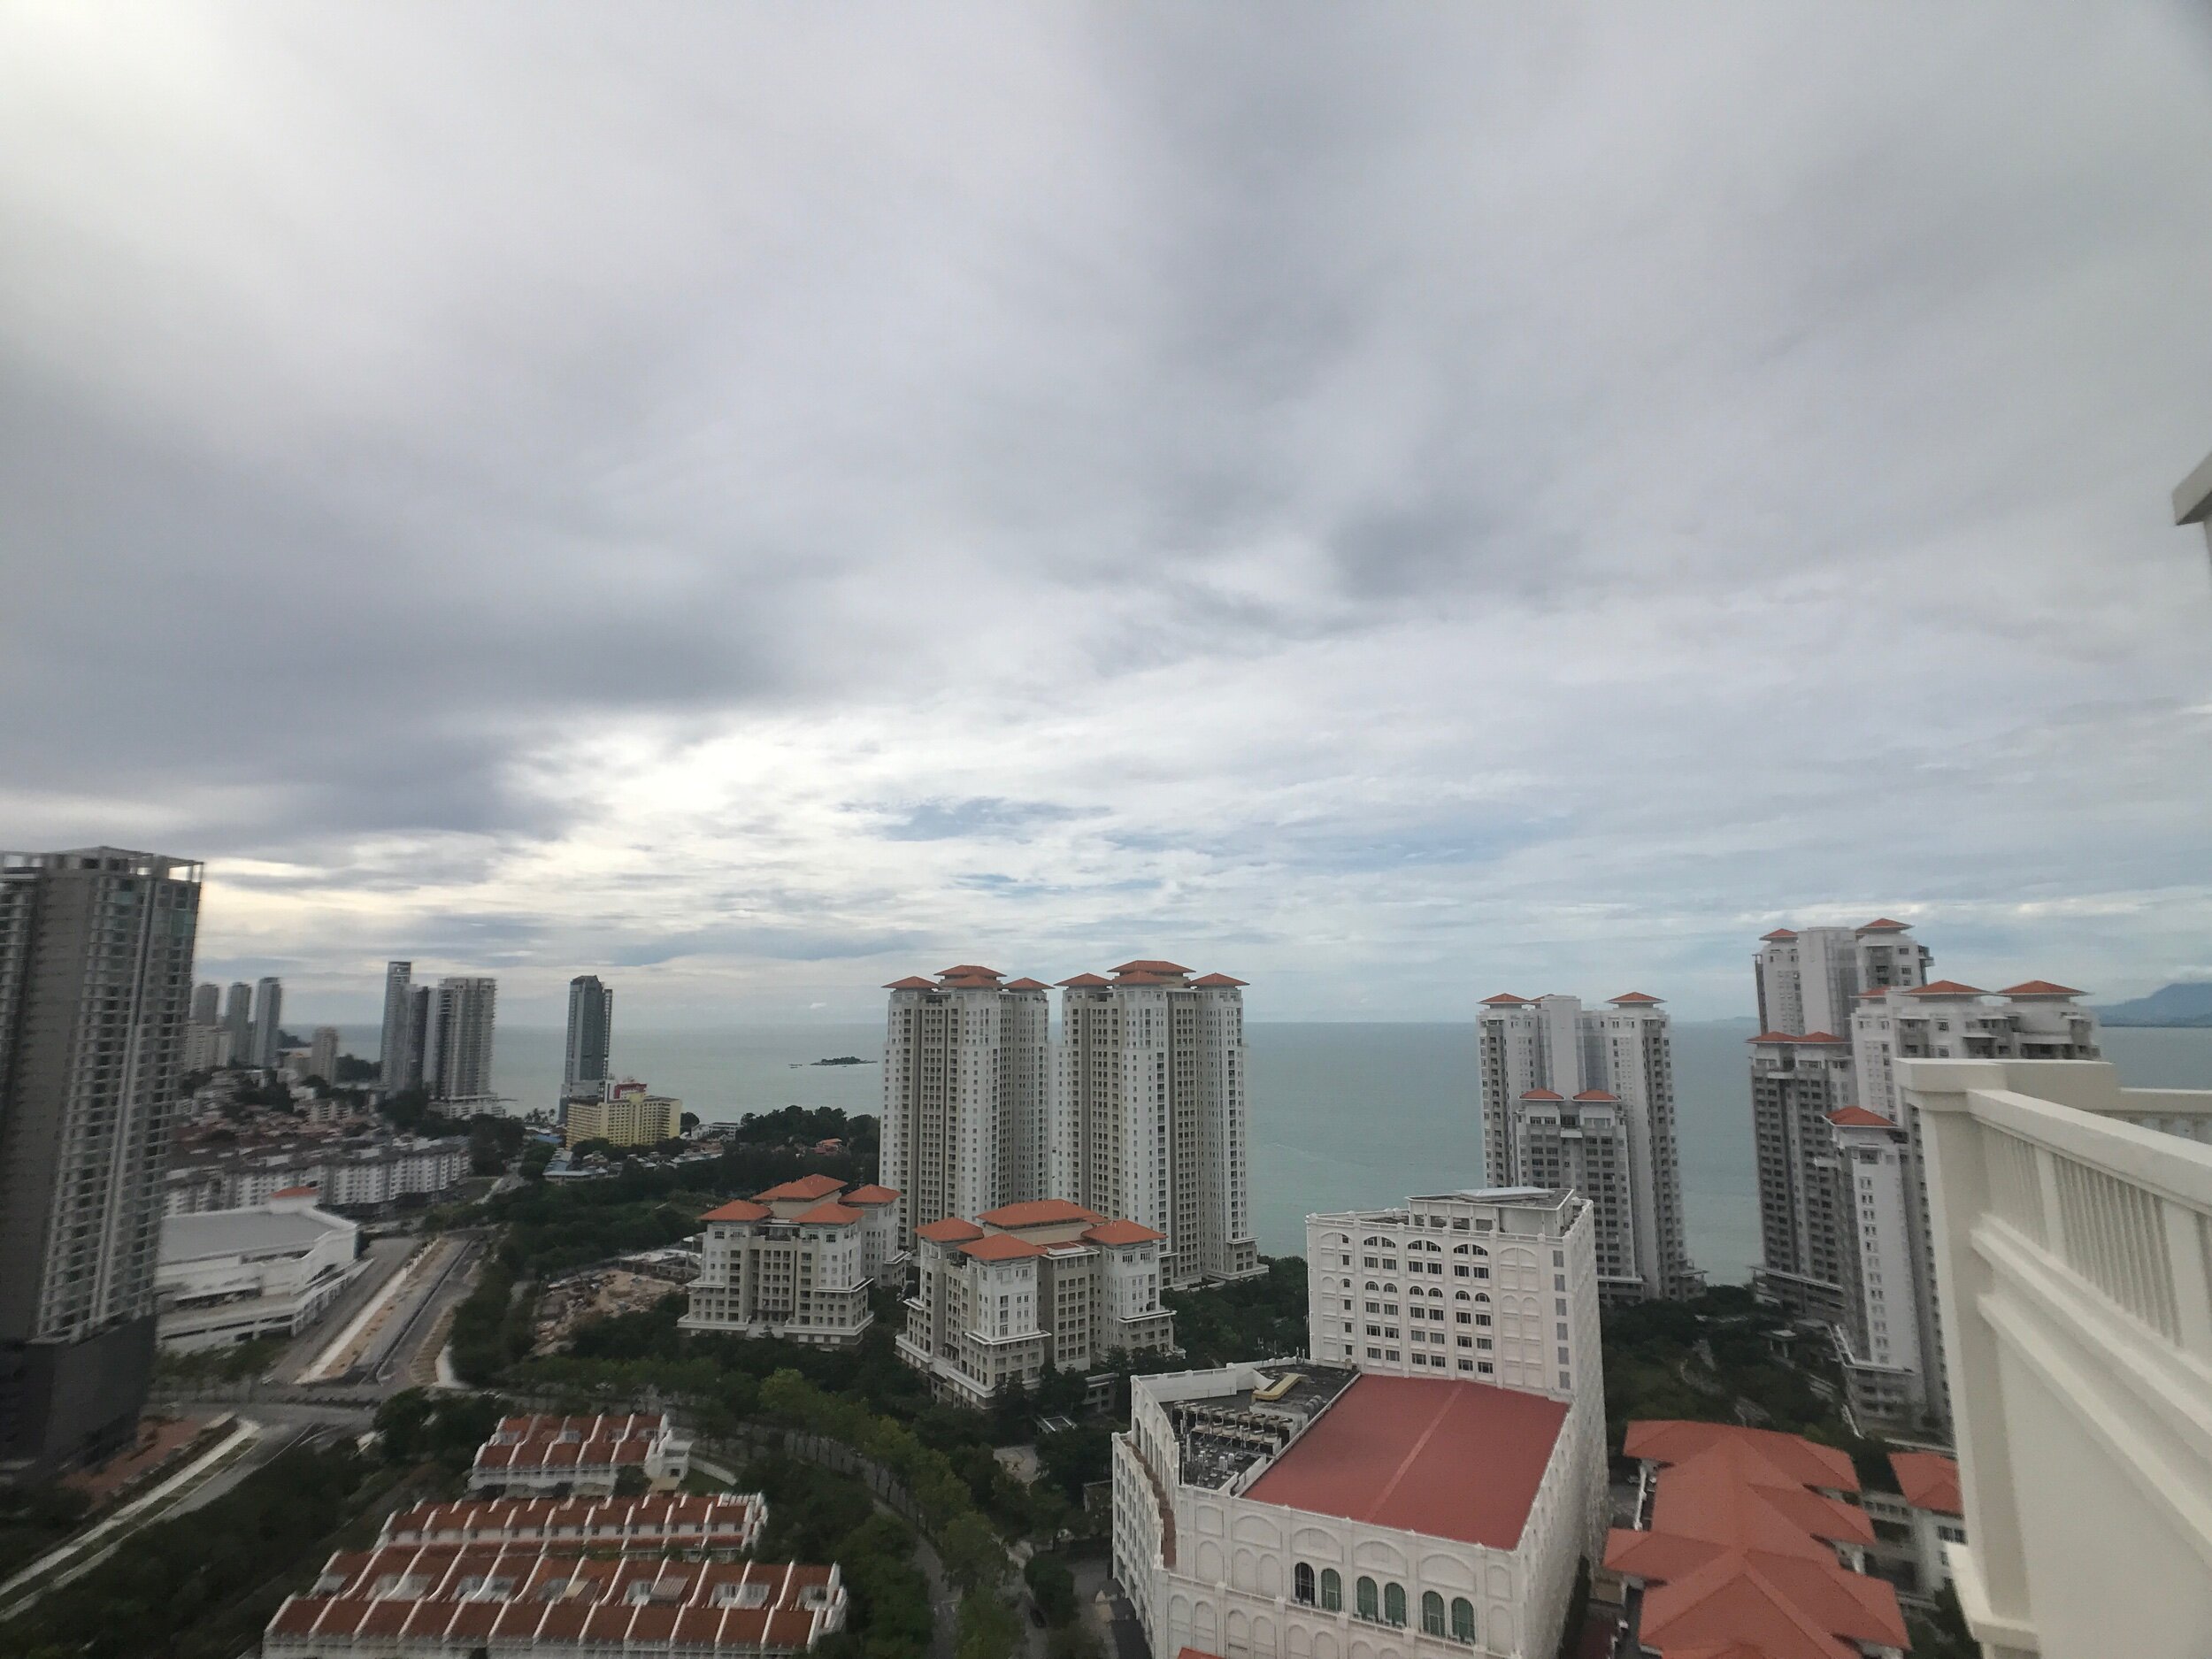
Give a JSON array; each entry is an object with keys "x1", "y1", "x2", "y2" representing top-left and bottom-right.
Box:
[
  {"x1": 1902, "y1": 1055, "x2": 2212, "y2": 1659},
  {"x1": 165, "y1": 1134, "x2": 469, "y2": 1214},
  {"x1": 154, "y1": 1188, "x2": 362, "y2": 1351},
  {"x1": 680, "y1": 1176, "x2": 901, "y2": 1348},
  {"x1": 898, "y1": 1199, "x2": 1177, "y2": 1405},
  {"x1": 1114, "y1": 1363, "x2": 1587, "y2": 1659}
]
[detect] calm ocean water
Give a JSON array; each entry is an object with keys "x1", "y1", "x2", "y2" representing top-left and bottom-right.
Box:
[{"x1": 334, "y1": 1020, "x2": 2212, "y2": 1284}]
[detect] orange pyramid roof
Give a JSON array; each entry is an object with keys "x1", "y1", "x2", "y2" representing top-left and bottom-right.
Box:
[
  {"x1": 754, "y1": 1172, "x2": 844, "y2": 1202},
  {"x1": 2001, "y1": 979, "x2": 2083, "y2": 997}
]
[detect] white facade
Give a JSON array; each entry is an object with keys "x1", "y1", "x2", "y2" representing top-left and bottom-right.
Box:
[
  {"x1": 427, "y1": 975, "x2": 497, "y2": 1102},
  {"x1": 470, "y1": 1411, "x2": 691, "y2": 1494},
  {"x1": 155, "y1": 1191, "x2": 360, "y2": 1351},
  {"x1": 1748, "y1": 915, "x2": 2102, "y2": 1432},
  {"x1": 307, "y1": 1025, "x2": 341, "y2": 1084},
  {"x1": 1904, "y1": 1056, "x2": 2212, "y2": 1659},
  {"x1": 1057, "y1": 963, "x2": 1260, "y2": 1290},
  {"x1": 897, "y1": 1201, "x2": 1175, "y2": 1406},
  {"x1": 1476, "y1": 994, "x2": 1694, "y2": 1301},
  {"x1": 680, "y1": 1177, "x2": 901, "y2": 1348},
  {"x1": 1115, "y1": 1363, "x2": 1586, "y2": 1659},
  {"x1": 164, "y1": 1135, "x2": 469, "y2": 1214},
  {"x1": 879, "y1": 967, "x2": 1052, "y2": 1244},
  {"x1": 1302, "y1": 1188, "x2": 1606, "y2": 1572}
]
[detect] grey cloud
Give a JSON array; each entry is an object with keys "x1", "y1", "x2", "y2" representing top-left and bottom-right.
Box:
[{"x1": 877, "y1": 798, "x2": 1088, "y2": 842}]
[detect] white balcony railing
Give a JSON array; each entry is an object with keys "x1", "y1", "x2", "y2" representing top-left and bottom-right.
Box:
[{"x1": 1901, "y1": 1058, "x2": 2212, "y2": 1659}]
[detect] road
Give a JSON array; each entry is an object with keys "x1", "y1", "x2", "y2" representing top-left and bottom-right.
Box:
[{"x1": 273, "y1": 1235, "x2": 419, "y2": 1384}]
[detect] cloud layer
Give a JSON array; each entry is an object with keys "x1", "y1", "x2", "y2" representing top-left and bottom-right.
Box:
[{"x1": 5, "y1": 4, "x2": 2212, "y2": 1023}]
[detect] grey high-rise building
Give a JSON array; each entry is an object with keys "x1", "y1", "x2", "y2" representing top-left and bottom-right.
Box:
[
  {"x1": 190, "y1": 981, "x2": 220, "y2": 1026},
  {"x1": 222, "y1": 980, "x2": 252, "y2": 1065},
  {"x1": 0, "y1": 848, "x2": 202, "y2": 1477},
  {"x1": 250, "y1": 975, "x2": 283, "y2": 1069},
  {"x1": 378, "y1": 961, "x2": 413, "y2": 1091},
  {"x1": 308, "y1": 1025, "x2": 341, "y2": 1085},
  {"x1": 563, "y1": 976, "x2": 613, "y2": 1102},
  {"x1": 426, "y1": 977, "x2": 496, "y2": 1103}
]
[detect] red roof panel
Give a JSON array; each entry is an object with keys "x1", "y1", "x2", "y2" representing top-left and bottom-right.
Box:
[
  {"x1": 1890, "y1": 1450, "x2": 1963, "y2": 1516},
  {"x1": 1243, "y1": 1374, "x2": 1567, "y2": 1549}
]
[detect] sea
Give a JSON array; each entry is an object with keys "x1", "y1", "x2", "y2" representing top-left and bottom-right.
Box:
[{"x1": 334, "y1": 1021, "x2": 2212, "y2": 1285}]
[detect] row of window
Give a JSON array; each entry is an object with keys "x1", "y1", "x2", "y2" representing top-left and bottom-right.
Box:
[{"x1": 1291, "y1": 1567, "x2": 1477, "y2": 1642}]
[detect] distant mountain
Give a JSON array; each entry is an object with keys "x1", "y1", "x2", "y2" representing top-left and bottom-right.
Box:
[{"x1": 2093, "y1": 982, "x2": 2212, "y2": 1027}]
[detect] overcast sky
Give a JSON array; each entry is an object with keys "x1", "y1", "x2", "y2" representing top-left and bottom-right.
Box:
[{"x1": 6, "y1": 4, "x2": 2212, "y2": 1025}]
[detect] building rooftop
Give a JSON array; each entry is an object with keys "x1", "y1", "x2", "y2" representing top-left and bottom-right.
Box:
[
  {"x1": 702, "y1": 1200, "x2": 770, "y2": 1223},
  {"x1": 1242, "y1": 1374, "x2": 1568, "y2": 1550},
  {"x1": 755, "y1": 1174, "x2": 845, "y2": 1202},
  {"x1": 160, "y1": 1202, "x2": 353, "y2": 1263},
  {"x1": 841, "y1": 1184, "x2": 897, "y2": 1206},
  {"x1": 382, "y1": 1494, "x2": 760, "y2": 1545},
  {"x1": 1909, "y1": 979, "x2": 1986, "y2": 997},
  {"x1": 1999, "y1": 979, "x2": 2085, "y2": 998},
  {"x1": 265, "y1": 1546, "x2": 837, "y2": 1655},
  {"x1": 1608, "y1": 1421, "x2": 1903, "y2": 1659},
  {"x1": 1827, "y1": 1107, "x2": 1896, "y2": 1129},
  {"x1": 1083, "y1": 1218, "x2": 1166, "y2": 1246},
  {"x1": 959, "y1": 1233, "x2": 1045, "y2": 1262},
  {"x1": 791, "y1": 1201, "x2": 862, "y2": 1225},
  {"x1": 1889, "y1": 1450, "x2": 1963, "y2": 1517},
  {"x1": 1857, "y1": 918, "x2": 1912, "y2": 933},
  {"x1": 979, "y1": 1199, "x2": 1105, "y2": 1228},
  {"x1": 915, "y1": 1217, "x2": 985, "y2": 1243}
]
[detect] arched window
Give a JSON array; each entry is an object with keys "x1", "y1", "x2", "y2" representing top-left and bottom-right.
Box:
[
  {"x1": 1451, "y1": 1599, "x2": 1476, "y2": 1642},
  {"x1": 1356, "y1": 1578, "x2": 1379, "y2": 1621},
  {"x1": 1320, "y1": 1570, "x2": 1341, "y2": 1612},
  {"x1": 1294, "y1": 1563, "x2": 1315, "y2": 1605},
  {"x1": 1452, "y1": 1243, "x2": 1470, "y2": 1255},
  {"x1": 1454, "y1": 1289, "x2": 1471, "y2": 1301},
  {"x1": 1364, "y1": 1280, "x2": 1379, "y2": 1291},
  {"x1": 1384, "y1": 1584, "x2": 1406, "y2": 1627},
  {"x1": 1420, "y1": 1593, "x2": 1445, "y2": 1637}
]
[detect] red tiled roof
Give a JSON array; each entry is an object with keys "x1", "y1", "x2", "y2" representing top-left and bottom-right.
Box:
[
  {"x1": 1056, "y1": 972, "x2": 1110, "y2": 987},
  {"x1": 977, "y1": 1199, "x2": 1103, "y2": 1228},
  {"x1": 702, "y1": 1199, "x2": 770, "y2": 1223},
  {"x1": 1520, "y1": 1088, "x2": 1564, "y2": 1102},
  {"x1": 1113, "y1": 959, "x2": 1192, "y2": 975},
  {"x1": 1082, "y1": 1219, "x2": 1166, "y2": 1246},
  {"x1": 2001, "y1": 979, "x2": 2084, "y2": 998},
  {"x1": 939, "y1": 964, "x2": 1002, "y2": 979},
  {"x1": 271, "y1": 1184, "x2": 319, "y2": 1198},
  {"x1": 914, "y1": 1217, "x2": 985, "y2": 1243},
  {"x1": 1890, "y1": 1450, "x2": 1963, "y2": 1516},
  {"x1": 960, "y1": 1233, "x2": 1045, "y2": 1262},
  {"x1": 1190, "y1": 972, "x2": 1248, "y2": 987},
  {"x1": 1002, "y1": 977, "x2": 1049, "y2": 991},
  {"x1": 754, "y1": 1173, "x2": 844, "y2": 1202},
  {"x1": 1827, "y1": 1107, "x2": 1895, "y2": 1129},
  {"x1": 1857, "y1": 918, "x2": 1911, "y2": 933},
  {"x1": 792, "y1": 1201, "x2": 862, "y2": 1225},
  {"x1": 1610, "y1": 991, "x2": 1663, "y2": 1004},
  {"x1": 1909, "y1": 979, "x2": 1985, "y2": 997},
  {"x1": 1609, "y1": 1421, "x2": 1902, "y2": 1659},
  {"x1": 1760, "y1": 929, "x2": 1798, "y2": 941},
  {"x1": 1572, "y1": 1089, "x2": 1618, "y2": 1102},
  {"x1": 1799, "y1": 1031, "x2": 1844, "y2": 1044},
  {"x1": 1479, "y1": 993, "x2": 1531, "y2": 1006},
  {"x1": 841, "y1": 1184, "x2": 897, "y2": 1205},
  {"x1": 883, "y1": 975, "x2": 935, "y2": 990},
  {"x1": 1244, "y1": 1374, "x2": 1568, "y2": 1549}
]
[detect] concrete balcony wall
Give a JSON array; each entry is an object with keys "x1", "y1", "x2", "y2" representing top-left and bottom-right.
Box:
[{"x1": 1901, "y1": 1058, "x2": 2212, "y2": 1659}]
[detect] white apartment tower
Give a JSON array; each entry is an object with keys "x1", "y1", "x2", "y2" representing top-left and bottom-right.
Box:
[
  {"x1": 879, "y1": 966, "x2": 1052, "y2": 1245},
  {"x1": 424, "y1": 976, "x2": 497, "y2": 1103},
  {"x1": 1056, "y1": 962, "x2": 1260, "y2": 1291},
  {"x1": 1748, "y1": 916, "x2": 2101, "y2": 1432},
  {"x1": 1476, "y1": 992, "x2": 1694, "y2": 1302}
]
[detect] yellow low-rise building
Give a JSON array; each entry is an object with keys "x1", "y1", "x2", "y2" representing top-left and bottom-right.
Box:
[{"x1": 565, "y1": 1081, "x2": 683, "y2": 1148}]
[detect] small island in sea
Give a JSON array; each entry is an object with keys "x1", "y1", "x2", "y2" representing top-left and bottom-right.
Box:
[{"x1": 811, "y1": 1054, "x2": 874, "y2": 1066}]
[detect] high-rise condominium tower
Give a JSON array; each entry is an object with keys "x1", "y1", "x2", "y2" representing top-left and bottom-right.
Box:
[
  {"x1": 190, "y1": 981, "x2": 220, "y2": 1026},
  {"x1": 378, "y1": 961, "x2": 413, "y2": 1090},
  {"x1": 425, "y1": 977, "x2": 497, "y2": 1103},
  {"x1": 250, "y1": 975, "x2": 283, "y2": 1068},
  {"x1": 223, "y1": 979, "x2": 252, "y2": 1064},
  {"x1": 1056, "y1": 961, "x2": 1259, "y2": 1290},
  {"x1": 308, "y1": 1025, "x2": 342, "y2": 1084},
  {"x1": 0, "y1": 849, "x2": 201, "y2": 1476},
  {"x1": 880, "y1": 965, "x2": 1051, "y2": 1244},
  {"x1": 1477, "y1": 991, "x2": 1696, "y2": 1302},
  {"x1": 564, "y1": 976, "x2": 614, "y2": 1102},
  {"x1": 1747, "y1": 918, "x2": 2100, "y2": 1430}
]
